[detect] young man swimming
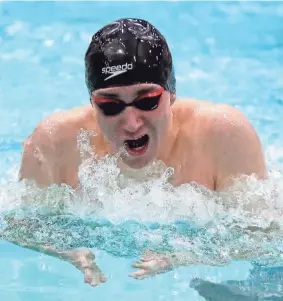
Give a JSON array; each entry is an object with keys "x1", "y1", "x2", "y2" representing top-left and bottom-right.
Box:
[{"x1": 16, "y1": 18, "x2": 266, "y2": 286}]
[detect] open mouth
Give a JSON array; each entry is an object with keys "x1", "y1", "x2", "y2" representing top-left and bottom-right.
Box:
[{"x1": 124, "y1": 134, "x2": 149, "y2": 156}]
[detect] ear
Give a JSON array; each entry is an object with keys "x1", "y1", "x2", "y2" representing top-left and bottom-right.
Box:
[
  {"x1": 90, "y1": 92, "x2": 96, "y2": 107},
  {"x1": 90, "y1": 97, "x2": 94, "y2": 107},
  {"x1": 170, "y1": 93, "x2": 176, "y2": 105}
]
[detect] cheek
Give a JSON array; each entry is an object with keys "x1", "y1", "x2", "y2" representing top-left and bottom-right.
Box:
[
  {"x1": 97, "y1": 115, "x2": 119, "y2": 137},
  {"x1": 151, "y1": 104, "x2": 170, "y2": 123},
  {"x1": 143, "y1": 111, "x2": 168, "y2": 134},
  {"x1": 154, "y1": 107, "x2": 171, "y2": 132}
]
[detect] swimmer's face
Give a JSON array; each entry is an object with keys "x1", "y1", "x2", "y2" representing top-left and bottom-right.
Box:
[{"x1": 91, "y1": 83, "x2": 172, "y2": 168}]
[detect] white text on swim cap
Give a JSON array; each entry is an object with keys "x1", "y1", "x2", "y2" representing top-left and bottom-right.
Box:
[{"x1": 102, "y1": 63, "x2": 133, "y2": 81}]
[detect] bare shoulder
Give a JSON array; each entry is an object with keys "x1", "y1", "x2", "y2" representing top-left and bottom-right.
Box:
[
  {"x1": 197, "y1": 102, "x2": 255, "y2": 132},
  {"x1": 180, "y1": 98, "x2": 263, "y2": 156},
  {"x1": 24, "y1": 104, "x2": 94, "y2": 146},
  {"x1": 19, "y1": 104, "x2": 94, "y2": 185},
  {"x1": 174, "y1": 98, "x2": 256, "y2": 135},
  {"x1": 174, "y1": 98, "x2": 266, "y2": 189},
  {"x1": 36, "y1": 104, "x2": 94, "y2": 133},
  {"x1": 194, "y1": 101, "x2": 261, "y2": 150},
  {"x1": 204, "y1": 102, "x2": 267, "y2": 188}
]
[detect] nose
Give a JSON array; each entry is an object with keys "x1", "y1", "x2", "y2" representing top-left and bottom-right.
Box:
[{"x1": 121, "y1": 107, "x2": 143, "y2": 134}]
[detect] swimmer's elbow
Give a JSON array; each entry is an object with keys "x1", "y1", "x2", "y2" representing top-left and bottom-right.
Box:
[
  {"x1": 19, "y1": 135, "x2": 56, "y2": 187},
  {"x1": 19, "y1": 140, "x2": 41, "y2": 183}
]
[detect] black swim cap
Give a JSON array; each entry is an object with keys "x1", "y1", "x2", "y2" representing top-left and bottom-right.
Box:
[{"x1": 85, "y1": 18, "x2": 176, "y2": 95}]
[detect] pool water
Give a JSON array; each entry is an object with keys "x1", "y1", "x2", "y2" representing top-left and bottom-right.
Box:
[{"x1": 0, "y1": 1, "x2": 283, "y2": 301}]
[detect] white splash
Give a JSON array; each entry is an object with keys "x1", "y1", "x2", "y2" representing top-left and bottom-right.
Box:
[{"x1": 0, "y1": 130, "x2": 283, "y2": 266}]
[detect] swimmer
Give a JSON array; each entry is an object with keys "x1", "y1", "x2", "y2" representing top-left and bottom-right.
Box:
[{"x1": 14, "y1": 18, "x2": 266, "y2": 286}]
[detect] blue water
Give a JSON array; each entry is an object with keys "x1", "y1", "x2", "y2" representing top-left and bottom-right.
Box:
[{"x1": 0, "y1": 1, "x2": 283, "y2": 300}]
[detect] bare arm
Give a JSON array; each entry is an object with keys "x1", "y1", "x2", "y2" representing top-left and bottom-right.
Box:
[
  {"x1": 210, "y1": 105, "x2": 267, "y2": 190},
  {"x1": 5, "y1": 124, "x2": 106, "y2": 286},
  {"x1": 131, "y1": 106, "x2": 268, "y2": 279},
  {"x1": 18, "y1": 125, "x2": 59, "y2": 186},
  {"x1": 164, "y1": 110, "x2": 267, "y2": 271}
]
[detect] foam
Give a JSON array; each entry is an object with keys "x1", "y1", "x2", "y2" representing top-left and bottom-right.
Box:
[{"x1": 1, "y1": 130, "x2": 283, "y2": 266}]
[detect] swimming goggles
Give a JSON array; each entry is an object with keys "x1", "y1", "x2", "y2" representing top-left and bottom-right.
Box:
[{"x1": 92, "y1": 87, "x2": 164, "y2": 116}]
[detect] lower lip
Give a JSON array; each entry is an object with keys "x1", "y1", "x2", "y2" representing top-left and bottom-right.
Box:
[{"x1": 126, "y1": 140, "x2": 149, "y2": 156}]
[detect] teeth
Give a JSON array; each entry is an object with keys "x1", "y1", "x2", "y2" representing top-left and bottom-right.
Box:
[
  {"x1": 133, "y1": 135, "x2": 144, "y2": 140},
  {"x1": 124, "y1": 134, "x2": 149, "y2": 150}
]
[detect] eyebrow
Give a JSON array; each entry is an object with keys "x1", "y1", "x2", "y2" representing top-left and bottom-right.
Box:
[{"x1": 96, "y1": 87, "x2": 157, "y2": 99}]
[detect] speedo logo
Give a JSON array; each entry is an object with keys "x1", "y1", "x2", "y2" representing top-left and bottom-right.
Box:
[{"x1": 102, "y1": 63, "x2": 133, "y2": 81}]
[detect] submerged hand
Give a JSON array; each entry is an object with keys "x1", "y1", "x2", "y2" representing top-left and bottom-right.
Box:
[
  {"x1": 3, "y1": 218, "x2": 107, "y2": 287},
  {"x1": 62, "y1": 249, "x2": 107, "y2": 286},
  {"x1": 129, "y1": 250, "x2": 174, "y2": 280}
]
